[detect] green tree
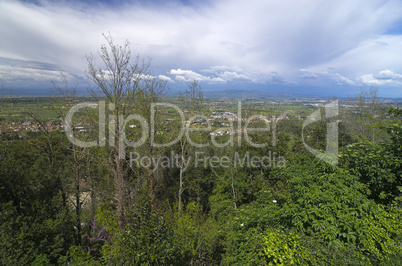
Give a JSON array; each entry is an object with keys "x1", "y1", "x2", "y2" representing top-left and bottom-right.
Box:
[
  {"x1": 0, "y1": 137, "x2": 75, "y2": 264},
  {"x1": 340, "y1": 107, "x2": 402, "y2": 204}
]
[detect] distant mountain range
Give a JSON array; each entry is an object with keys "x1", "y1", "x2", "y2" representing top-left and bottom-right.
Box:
[
  {"x1": 201, "y1": 89, "x2": 326, "y2": 99},
  {"x1": 4, "y1": 87, "x2": 402, "y2": 103}
]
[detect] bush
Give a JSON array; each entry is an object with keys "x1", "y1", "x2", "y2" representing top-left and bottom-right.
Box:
[{"x1": 260, "y1": 231, "x2": 309, "y2": 265}]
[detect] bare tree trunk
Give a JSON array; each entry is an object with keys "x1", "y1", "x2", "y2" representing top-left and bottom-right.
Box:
[
  {"x1": 178, "y1": 139, "x2": 186, "y2": 213},
  {"x1": 147, "y1": 131, "x2": 157, "y2": 208},
  {"x1": 231, "y1": 171, "x2": 237, "y2": 212},
  {"x1": 115, "y1": 156, "x2": 126, "y2": 227},
  {"x1": 230, "y1": 149, "x2": 237, "y2": 215},
  {"x1": 75, "y1": 182, "x2": 81, "y2": 245},
  {"x1": 178, "y1": 167, "x2": 183, "y2": 213}
]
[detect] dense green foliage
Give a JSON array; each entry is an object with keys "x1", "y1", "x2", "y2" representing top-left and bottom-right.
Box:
[{"x1": 1, "y1": 100, "x2": 402, "y2": 265}]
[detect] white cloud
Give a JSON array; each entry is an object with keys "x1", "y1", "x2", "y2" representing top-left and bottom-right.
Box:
[
  {"x1": 217, "y1": 71, "x2": 251, "y2": 82},
  {"x1": 300, "y1": 69, "x2": 318, "y2": 79},
  {"x1": 170, "y1": 69, "x2": 205, "y2": 81},
  {"x1": 328, "y1": 73, "x2": 356, "y2": 86},
  {"x1": 1, "y1": 0, "x2": 402, "y2": 95},
  {"x1": 0, "y1": 65, "x2": 71, "y2": 83},
  {"x1": 200, "y1": 65, "x2": 295, "y2": 84},
  {"x1": 374, "y1": 69, "x2": 402, "y2": 80},
  {"x1": 201, "y1": 65, "x2": 255, "y2": 82},
  {"x1": 174, "y1": 75, "x2": 188, "y2": 82},
  {"x1": 169, "y1": 67, "x2": 292, "y2": 84},
  {"x1": 202, "y1": 65, "x2": 244, "y2": 73},
  {"x1": 169, "y1": 68, "x2": 226, "y2": 83},
  {"x1": 158, "y1": 74, "x2": 174, "y2": 83},
  {"x1": 133, "y1": 73, "x2": 156, "y2": 80},
  {"x1": 357, "y1": 69, "x2": 402, "y2": 86},
  {"x1": 210, "y1": 77, "x2": 226, "y2": 83},
  {"x1": 307, "y1": 35, "x2": 402, "y2": 80},
  {"x1": 299, "y1": 69, "x2": 355, "y2": 85}
]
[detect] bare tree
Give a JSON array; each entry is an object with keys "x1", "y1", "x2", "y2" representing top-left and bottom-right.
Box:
[
  {"x1": 133, "y1": 76, "x2": 167, "y2": 207},
  {"x1": 344, "y1": 87, "x2": 386, "y2": 143},
  {"x1": 51, "y1": 73, "x2": 96, "y2": 245},
  {"x1": 177, "y1": 80, "x2": 203, "y2": 213},
  {"x1": 179, "y1": 80, "x2": 203, "y2": 114},
  {"x1": 86, "y1": 33, "x2": 167, "y2": 225}
]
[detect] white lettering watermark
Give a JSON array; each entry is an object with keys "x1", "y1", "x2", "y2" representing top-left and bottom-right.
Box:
[{"x1": 65, "y1": 100, "x2": 339, "y2": 166}]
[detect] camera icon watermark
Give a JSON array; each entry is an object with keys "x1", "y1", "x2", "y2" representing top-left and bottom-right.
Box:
[{"x1": 302, "y1": 100, "x2": 338, "y2": 165}]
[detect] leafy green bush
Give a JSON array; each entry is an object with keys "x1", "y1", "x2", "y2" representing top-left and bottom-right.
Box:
[
  {"x1": 102, "y1": 201, "x2": 178, "y2": 265},
  {"x1": 173, "y1": 201, "x2": 223, "y2": 265},
  {"x1": 272, "y1": 159, "x2": 402, "y2": 262},
  {"x1": 260, "y1": 231, "x2": 309, "y2": 265}
]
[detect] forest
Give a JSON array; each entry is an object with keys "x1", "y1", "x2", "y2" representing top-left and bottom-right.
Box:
[{"x1": 1, "y1": 35, "x2": 402, "y2": 265}]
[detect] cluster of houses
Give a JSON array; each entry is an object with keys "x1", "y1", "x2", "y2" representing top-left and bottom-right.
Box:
[
  {"x1": 0, "y1": 109, "x2": 293, "y2": 137},
  {"x1": 210, "y1": 111, "x2": 241, "y2": 121},
  {"x1": 0, "y1": 121, "x2": 62, "y2": 134},
  {"x1": 209, "y1": 129, "x2": 250, "y2": 136}
]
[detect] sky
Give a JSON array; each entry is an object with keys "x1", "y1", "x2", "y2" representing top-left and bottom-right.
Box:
[{"x1": 1, "y1": 0, "x2": 402, "y2": 97}]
